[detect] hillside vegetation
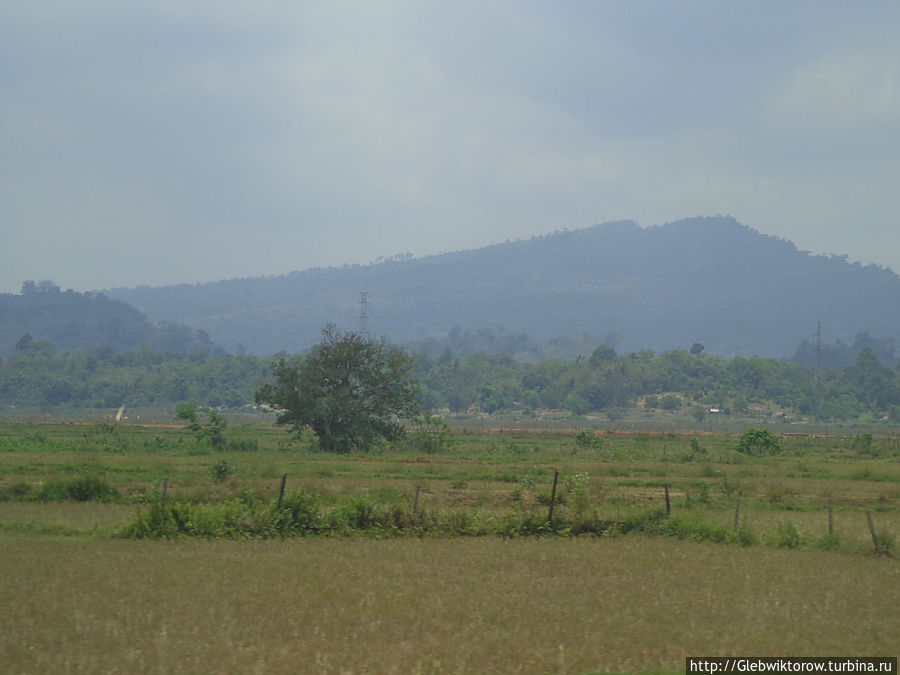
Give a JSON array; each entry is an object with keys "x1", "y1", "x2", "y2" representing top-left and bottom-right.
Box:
[
  {"x1": 106, "y1": 216, "x2": 900, "y2": 357},
  {"x1": 0, "y1": 281, "x2": 218, "y2": 358}
]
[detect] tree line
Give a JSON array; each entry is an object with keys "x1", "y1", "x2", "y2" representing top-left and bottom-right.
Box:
[
  {"x1": 414, "y1": 344, "x2": 900, "y2": 421},
  {"x1": 2, "y1": 331, "x2": 900, "y2": 423}
]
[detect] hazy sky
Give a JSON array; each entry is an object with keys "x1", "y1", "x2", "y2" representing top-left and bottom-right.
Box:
[{"x1": 2, "y1": 2, "x2": 899, "y2": 294}]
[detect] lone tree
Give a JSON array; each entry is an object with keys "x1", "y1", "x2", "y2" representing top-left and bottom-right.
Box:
[
  {"x1": 255, "y1": 326, "x2": 420, "y2": 453},
  {"x1": 735, "y1": 428, "x2": 783, "y2": 456}
]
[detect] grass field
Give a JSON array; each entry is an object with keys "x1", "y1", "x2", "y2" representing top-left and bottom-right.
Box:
[
  {"x1": 0, "y1": 419, "x2": 898, "y2": 673},
  {"x1": 2, "y1": 538, "x2": 897, "y2": 674}
]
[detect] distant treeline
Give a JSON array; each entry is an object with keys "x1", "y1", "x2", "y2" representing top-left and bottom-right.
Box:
[
  {"x1": 413, "y1": 344, "x2": 900, "y2": 421},
  {"x1": 2, "y1": 335, "x2": 899, "y2": 422},
  {"x1": 0, "y1": 338, "x2": 266, "y2": 410}
]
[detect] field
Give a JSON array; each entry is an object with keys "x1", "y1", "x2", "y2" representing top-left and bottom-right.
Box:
[{"x1": 1, "y1": 419, "x2": 898, "y2": 673}]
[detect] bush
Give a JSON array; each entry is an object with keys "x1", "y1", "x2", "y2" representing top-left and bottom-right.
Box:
[
  {"x1": 565, "y1": 472, "x2": 591, "y2": 515},
  {"x1": 276, "y1": 489, "x2": 321, "y2": 535},
  {"x1": 814, "y1": 533, "x2": 842, "y2": 551},
  {"x1": 209, "y1": 460, "x2": 236, "y2": 482},
  {"x1": 736, "y1": 428, "x2": 783, "y2": 456},
  {"x1": 175, "y1": 404, "x2": 229, "y2": 450},
  {"x1": 574, "y1": 429, "x2": 604, "y2": 451},
  {"x1": 851, "y1": 433, "x2": 881, "y2": 457},
  {"x1": 873, "y1": 531, "x2": 895, "y2": 557},
  {"x1": 406, "y1": 412, "x2": 455, "y2": 454},
  {"x1": 33, "y1": 475, "x2": 120, "y2": 502},
  {"x1": 765, "y1": 520, "x2": 802, "y2": 549}
]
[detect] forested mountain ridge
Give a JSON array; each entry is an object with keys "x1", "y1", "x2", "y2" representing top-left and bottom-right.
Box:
[
  {"x1": 105, "y1": 217, "x2": 900, "y2": 358},
  {"x1": 0, "y1": 281, "x2": 219, "y2": 358}
]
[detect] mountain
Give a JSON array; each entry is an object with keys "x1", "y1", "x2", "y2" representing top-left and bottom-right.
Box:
[
  {"x1": 0, "y1": 281, "x2": 220, "y2": 357},
  {"x1": 104, "y1": 217, "x2": 900, "y2": 358}
]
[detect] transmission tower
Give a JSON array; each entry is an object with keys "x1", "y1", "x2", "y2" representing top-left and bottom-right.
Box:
[
  {"x1": 813, "y1": 321, "x2": 823, "y2": 420},
  {"x1": 359, "y1": 291, "x2": 368, "y2": 337}
]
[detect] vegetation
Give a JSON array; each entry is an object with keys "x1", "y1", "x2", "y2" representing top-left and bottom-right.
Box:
[
  {"x1": 0, "y1": 339, "x2": 267, "y2": 410},
  {"x1": 175, "y1": 403, "x2": 229, "y2": 450},
  {"x1": 3, "y1": 538, "x2": 895, "y2": 674},
  {"x1": 255, "y1": 327, "x2": 420, "y2": 453},
  {"x1": 1, "y1": 419, "x2": 897, "y2": 551},
  {"x1": 735, "y1": 428, "x2": 784, "y2": 456},
  {"x1": 105, "y1": 217, "x2": 900, "y2": 358},
  {"x1": 1, "y1": 418, "x2": 897, "y2": 670},
  {"x1": 1, "y1": 281, "x2": 218, "y2": 357},
  {"x1": 4, "y1": 330, "x2": 900, "y2": 424}
]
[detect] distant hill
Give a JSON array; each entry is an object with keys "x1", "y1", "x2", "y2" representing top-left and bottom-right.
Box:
[
  {"x1": 105, "y1": 217, "x2": 900, "y2": 358},
  {"x1": 0, "y1": 281, "x2": 220, "y2": 357}
]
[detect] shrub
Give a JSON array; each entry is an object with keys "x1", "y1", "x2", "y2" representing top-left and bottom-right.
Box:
[
  {"x1": 851, "y1": 433, "x2": 881, "y2": 457},
  {"x1": 340, "y1": 499, "x2": 379, "y2": 530},
  {"x1": 736, "y1": 428, "x2": 783, "y2": 456},
  {"x1": 765, "y1": 520, "x2": 802, "y2": 549},
  {"x1": 814, "y1": 533, "x2": 842, "y2": 551},
  {"x1": 276, "y1": 489, "x2": 321, "y2": 535},
  {"x1": 209, "y1": 460, "x2": 236, "y2": 482},
  {"x1": 695, "y1": 481, "x2": 712, "y2": 504},
  {"x1": 407, "y1": 412, "x2": 455, "y2": 454},
  {"x1": 175, "y1": 403, "x2": 229, "y2": 450},
  {"x1": 565, "y1": 472, "x2": 591, "y2": 515},
  {"x1": 33, "y1": 475, "x2": 120, "y2": 502},
  {"x1": 574, "y1": 429, "x2": 604, "y2": 451}
]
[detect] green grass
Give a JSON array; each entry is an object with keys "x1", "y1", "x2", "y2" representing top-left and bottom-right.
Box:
[{"x1": 0, "y1": 419, "x2": 897, "y2": 553}]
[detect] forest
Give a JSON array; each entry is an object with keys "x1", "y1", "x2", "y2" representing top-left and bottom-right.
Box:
[{"x1": 2, "y1": 331, "x2": 899, "y2": 423}]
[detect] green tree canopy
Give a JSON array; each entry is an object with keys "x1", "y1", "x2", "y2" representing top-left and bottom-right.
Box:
[{"x1": 255, "y1": 326, "x2": 420, "y2": 453}]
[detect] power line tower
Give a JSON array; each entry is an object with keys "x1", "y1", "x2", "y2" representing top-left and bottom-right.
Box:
[
  {"x1": 359, "y1": 291, "x2": 368, "y2": 338},
  {"x1": 813, "y1": 321, "x2": 823, "y2": 420}
]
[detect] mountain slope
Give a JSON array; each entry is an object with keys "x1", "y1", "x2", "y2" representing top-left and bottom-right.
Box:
[
  {"x1": 105, "y1": 217, "x2": 900, "y2": 358},
  {"x1": 0, "y1": 282, "x2": 219, "y2": 357}
]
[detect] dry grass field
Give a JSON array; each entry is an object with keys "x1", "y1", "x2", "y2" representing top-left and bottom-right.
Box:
[
  {"x1": 0, "y1": 420, "x2": 898, "y2": 673},
  {"x1": 1, "y1": 537, "x2": 897, "y2": 675}
]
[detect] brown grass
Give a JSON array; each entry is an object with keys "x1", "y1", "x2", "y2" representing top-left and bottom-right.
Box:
[{"x1": 1, "y1": 537, "x2": 896, "y2": 674}]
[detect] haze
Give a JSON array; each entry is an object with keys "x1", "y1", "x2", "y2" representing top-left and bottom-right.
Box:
[{"x1": 2, "y1": 2, "x2": 899, "y2": 294}]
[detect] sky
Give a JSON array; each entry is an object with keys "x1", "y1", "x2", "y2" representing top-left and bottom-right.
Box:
[{"x1": 2, "y1": 1, "x2": 899, "y2": 294}]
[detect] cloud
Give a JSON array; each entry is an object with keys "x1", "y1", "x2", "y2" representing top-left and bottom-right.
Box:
[
  {"x1": 1, "y1": 2, "x2": 899, "y2": 293},
  {"x1": 775, "y1": 52, "x2": 900, "y2": 127}
]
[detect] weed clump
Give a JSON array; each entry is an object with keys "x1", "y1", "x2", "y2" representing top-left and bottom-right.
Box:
[
  {"x1": 209, "y1": 460, "x2": 236, "y2": 482},
  {"x1": 764, "y1": 520, "x2": 803, "y2": 549},
  {"x1": 32, "y1": 475, "x2": 120, "y2": 502},
  {"x1": 121, "y1": 488, "x2": 324, "y2": 539}
]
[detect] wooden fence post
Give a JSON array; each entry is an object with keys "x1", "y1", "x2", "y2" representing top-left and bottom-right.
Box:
[
  {"x1": 277, "y1": 473, "x2": 287, "y2": 510},
  {"x1": 548, "y1": 470, "x2": 559, "y2": 524},
  {"x1": 413, "y1": 485, "x2": 421, "y2": 515},
  {"x1": 161, "y1": 478, "x2": 169, "y2": 523},
  {"x1": 866, "y1": 511, "x2": 880, "y2": 554},
  {"x1": 733, "y1": 491, "x2": 742, "y2": 530},
  {"x1": 664, "y1": 484, "x2": 671, "y2": 517}
]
